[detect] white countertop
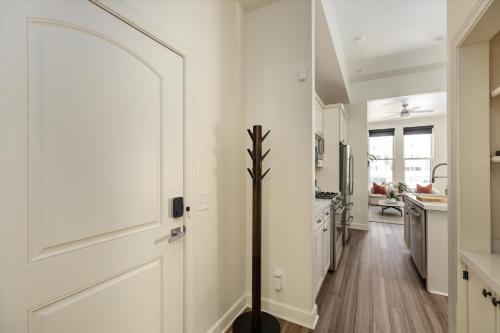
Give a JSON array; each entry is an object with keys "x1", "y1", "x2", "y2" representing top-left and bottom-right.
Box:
[
  {"x1": 405, "y1": 193, "x2": 448, "y2": 212},
  {"x1": 461, "y1": 251, "x2": 500, "y2": 294}
]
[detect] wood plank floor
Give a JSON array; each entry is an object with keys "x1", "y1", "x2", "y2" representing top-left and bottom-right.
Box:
[
  {"x1": 314, "y1": 222, "x2": 448, "y2": 333},
  {"x1": 229, "y1": 222, "x2": 448, "y2": 333}
]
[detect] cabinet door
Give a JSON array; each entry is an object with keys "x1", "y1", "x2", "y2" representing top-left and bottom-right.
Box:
[
  {"x1": 315, "y1": 101, "x2": 323, "y2": 133},
  {"x1": 323, "y1": 218, "x2": 331, "y2": 275},
  {"x1": 339, "y1": 110, "x2": 347, "y2": 144},
  {"x1": 468, "y1": 271, "x2": 495, "y2": 333},
  {"x1": 314, "y1": 221, "x2": 323, "y2": 297}
]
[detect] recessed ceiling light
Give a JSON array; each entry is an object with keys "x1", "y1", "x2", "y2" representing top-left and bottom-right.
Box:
[{"x1": 353, "y1": 36, "x2": 366, "y2": 42}]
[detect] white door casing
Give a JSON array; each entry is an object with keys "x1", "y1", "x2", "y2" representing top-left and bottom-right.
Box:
[{"x1": 0, "y1": 1, "x2": 185, "y2": 332}]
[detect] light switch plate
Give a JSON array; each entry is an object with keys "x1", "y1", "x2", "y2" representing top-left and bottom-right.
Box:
[{"x1": 198, "y1": 192, "x2": 209, "y2": 211}]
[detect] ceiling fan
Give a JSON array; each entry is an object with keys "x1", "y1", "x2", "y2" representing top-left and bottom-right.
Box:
[{"x1": 387, "y1": 103, "x2": 434, "y2": 118}]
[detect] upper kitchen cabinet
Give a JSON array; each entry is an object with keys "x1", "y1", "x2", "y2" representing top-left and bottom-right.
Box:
[
  {"x1": 315, "y1": 98, "x2": 324, "y2": 134},
  {"x1": 315, "y1": 0, "x2": 350, "y2": 106},
  {"x1": 339, "y1": 106, "x2": 348, "y2": 144}
]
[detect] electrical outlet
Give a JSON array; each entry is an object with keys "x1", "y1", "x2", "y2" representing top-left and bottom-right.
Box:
[{"x1": 198, "y1": 192, "x2": 209, "y2": 211}]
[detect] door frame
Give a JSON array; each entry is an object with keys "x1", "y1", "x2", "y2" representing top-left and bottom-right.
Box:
[
  {"x1": 448, "y1": 1, "x2": 496, "y2": 332},
  {"x1": 89, "y1": 1, "x2": 197, "y2": 332}
]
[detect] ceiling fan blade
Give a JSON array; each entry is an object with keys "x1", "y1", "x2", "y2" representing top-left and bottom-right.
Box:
[
  {"x1": 411, "y1": 109, "x2": 433, "y2": 113},
  {"x1": 408, "y1": 106, "x2": 420, "y2": 111}
]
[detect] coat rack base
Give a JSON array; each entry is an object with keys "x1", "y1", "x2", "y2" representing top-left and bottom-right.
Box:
[{"x1": 232, "y1": 311, "x2": 280, "y2": 333}]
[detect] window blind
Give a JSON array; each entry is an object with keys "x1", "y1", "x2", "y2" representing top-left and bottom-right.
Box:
[
  {"x1": 403, "y1": 125, "x2": 433, "y2": 135},
  {"x1": 368, "y1": 128, "x2": 395, "y2": 137}
]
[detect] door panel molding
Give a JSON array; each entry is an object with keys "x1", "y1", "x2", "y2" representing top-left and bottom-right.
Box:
[
  {"x1": 30, "y1": 257, "x2": 163, "y2": 333},
  {"x1": 27, "y1": 17, "x2": 166, "y2": 261}
]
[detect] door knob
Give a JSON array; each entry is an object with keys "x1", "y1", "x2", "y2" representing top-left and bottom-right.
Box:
[
  {"x1": 168, "y1": 226, "x2": 186, "y2": 243},
  {"x1": 155, "y1": 225, "x2": 186, "y2": 244},
  {"x1": 483, "y1": 289, "x2": 492, "y2": 297},
  {"x1": 493, "y1": 297, "x2": 499, "y2": 307}
]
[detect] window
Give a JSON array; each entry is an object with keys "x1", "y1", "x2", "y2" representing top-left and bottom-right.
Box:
[
  {"x1": 404, "y1": 126, "x2": 433, "y2": 188},
  {"x1": 368, "y1": 128, "x2": 395, "y2": 185}
]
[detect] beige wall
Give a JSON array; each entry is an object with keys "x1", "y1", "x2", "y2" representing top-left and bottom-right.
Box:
[
  {"x1": 245, "y1": 0, "x2": 317, "y2": 326},
  {"x1": 120, "y1": 1, "x2": 247, "y2": 332},
  {"x1": 347, "y1": 69, "x2": 447, "y2": 228},
  {"x1": 368, "y1": 115, "x2": 448, "y2": 194}
]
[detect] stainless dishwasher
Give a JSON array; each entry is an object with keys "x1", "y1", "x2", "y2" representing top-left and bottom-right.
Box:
[{"x1": 407, "y1": 199, "x2": 426, "y2": 279}]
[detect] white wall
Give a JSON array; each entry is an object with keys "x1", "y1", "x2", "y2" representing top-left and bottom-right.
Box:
[
  {"x1": 119, "y1": 2, "x2": 247, "y2": 332},
  {"x1": 347, "y1": 68, "x2": 446, "y2": 229},
  {"x1": 245, "y1": 0, "x2": 317, "y2": 327},
  {"x1": 368, "y1": 115, "x2": 448, "y2": 194}
]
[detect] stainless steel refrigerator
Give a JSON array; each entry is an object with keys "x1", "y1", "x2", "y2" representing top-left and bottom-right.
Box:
[{"x1": 339, "y1": 143, "x2": 354, "y2": 244}]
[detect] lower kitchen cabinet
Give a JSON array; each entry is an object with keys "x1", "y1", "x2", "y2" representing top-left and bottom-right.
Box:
[
  {"x1": 313, "y1": 206, "x2": 331, "y2": 298},
  {"x1": 323, "y1": 218, "x2": 331, "y2": 275},
  {"x1": 314, "y1": 222, "x2": 323, "y2": 297},
  {"x1": 468, "y1": 270, "x2": 496, "y2": 333}
]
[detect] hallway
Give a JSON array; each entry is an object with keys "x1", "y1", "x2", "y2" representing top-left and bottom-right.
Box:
[{"x1": 314, "y1": 222, "x2": 448, "y2": 332}]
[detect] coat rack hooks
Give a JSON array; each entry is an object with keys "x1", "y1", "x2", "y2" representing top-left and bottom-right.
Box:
[{"x1": 233, "y1": 125, "x2": 280, "y2": 333}]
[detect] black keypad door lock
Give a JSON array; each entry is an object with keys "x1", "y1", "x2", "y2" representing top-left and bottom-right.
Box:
[{"x1": 172, "y1": 197, "x2": 184, "y2": 218}]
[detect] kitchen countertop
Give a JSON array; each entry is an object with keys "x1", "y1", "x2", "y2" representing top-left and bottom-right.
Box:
[
  {"x1": 404, "y1": 193, "x2": 448, "y2": 212},
  {"x1": 461, "y1": 251, "x2": 500, "y2": 295}
]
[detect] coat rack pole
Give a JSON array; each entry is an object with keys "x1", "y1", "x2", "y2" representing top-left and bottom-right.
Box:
[
  {"x1": 233, "y1": 125, "x2": 279, "y2": 333},
  {"x1": 252, "y1": 125, "x2": 262, "y2": 330}
]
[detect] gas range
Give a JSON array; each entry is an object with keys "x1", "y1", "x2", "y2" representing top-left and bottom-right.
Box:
[{"x1": 316, "y1": 191, "x2": 343, "y2": 210}]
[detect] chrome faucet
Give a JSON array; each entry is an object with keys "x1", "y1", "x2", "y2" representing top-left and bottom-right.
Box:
[{"x1": 431, "y1": 163, "x2": 448, "y2": 183}]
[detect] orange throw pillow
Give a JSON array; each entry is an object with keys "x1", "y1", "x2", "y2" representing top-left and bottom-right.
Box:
[
  {"x1": 372, "y1": 182, "x2": 388, "y2": 195},
  {"x1": 416, "y1": 183, "x2": 433, "y2": 194}
]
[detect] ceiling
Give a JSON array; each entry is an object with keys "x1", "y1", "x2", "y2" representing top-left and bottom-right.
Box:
[
  {"x1": 367, "y1": 91, "x2": 446, "y2": 123},
  {"x1": 324, "y1": 0, "x2": 447, "y2": 82}
]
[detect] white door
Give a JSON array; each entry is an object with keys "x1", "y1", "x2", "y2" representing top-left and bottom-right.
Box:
[{"x1": 0, "y1": 1, "x2": 185, "y2": 332}]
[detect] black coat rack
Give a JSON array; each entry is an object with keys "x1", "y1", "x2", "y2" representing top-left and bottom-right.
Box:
[{"x1": 233, "y1": 125, "x2": 280, "y2": 333}]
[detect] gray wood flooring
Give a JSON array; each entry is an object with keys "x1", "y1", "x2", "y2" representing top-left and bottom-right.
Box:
[{"x1": 228, "y1": 222, "x2": 448, "y2": 333}]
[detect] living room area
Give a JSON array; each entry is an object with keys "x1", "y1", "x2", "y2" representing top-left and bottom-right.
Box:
[{"x1": 367, "y1": 91, "x2": 448, "y2": 224}]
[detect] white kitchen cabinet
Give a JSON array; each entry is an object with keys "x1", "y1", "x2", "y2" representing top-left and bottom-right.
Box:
[
  {"x1": 339, "y1": 106, "x2": 348, "y2": 144},
  {"x1": 468, "y1": 270, "x2": 496, "y2": 333},
  {"x1": 315, "y1": 99, "x2": 324, "y2": 134},
  {"x1": 322, "y1": 217, "x2": 331, "y2": 275},
  {"x1": 313, "y1": 204, "x2": 332, "y2": 298},
  {"x1": 313, "y1": 217, "x2": 324, "y2": 297}
]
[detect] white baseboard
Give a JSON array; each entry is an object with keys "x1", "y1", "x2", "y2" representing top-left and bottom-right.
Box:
[
  {"x1": 206, "y1": 294, "x2": 247, "y2": 333},
  {"x1": 350, "y1": 223, "x2": 370, "y2": 231},
  {"x1": 492, "y1": 239, "x2": 500, "y2": 253},
  {"x1": 244, "y1": 294, "x2": 318, "y2": 329},
  {"x1": 427, "y1": 288, "x2": 448, "y2": 297}
]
